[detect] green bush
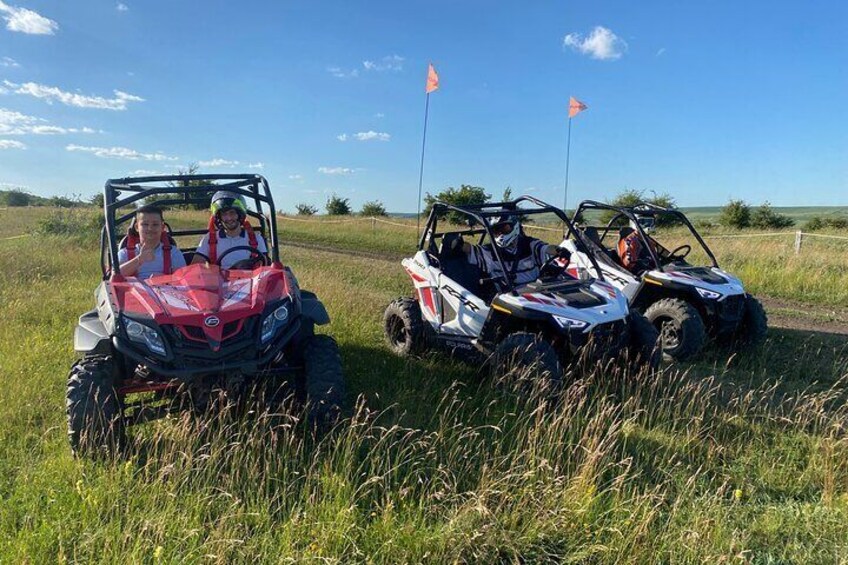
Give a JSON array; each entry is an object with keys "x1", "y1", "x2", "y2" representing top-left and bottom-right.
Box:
[
  {"x1": 804, "y1": 215, "x2": 848, "y2": 232},
  {"x1": 424, "y1": 184, "x2": 491, "y2": 224},
  {"x1": 750, "y1": 202, "x2": 794, "y2": 229},
  {"x1": 295, "y1": 203, "x2": 318, "y2": 216},
  {"x1": 325, "y1": 194, "x2": 352, "y2": 216},
  {"x1": 600, "y1": 189, "x2": 679, "y2": 227},
  {"x1": 360, "y1": 200, "x2": 387, "y2": 216},
  {"x1": 0, "y1": 189, "x2": 33, "y2": 207},
  {"x1": 719, "y1": 199, "x2": 751, "y2": 229},
  {"x1": 33, "y1": 209, "x2": 104, "y2": 238}
]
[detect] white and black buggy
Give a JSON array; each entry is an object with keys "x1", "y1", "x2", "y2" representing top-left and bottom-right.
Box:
[
  {"x1": 383, "y1": 196, "x2": 661, "y2": 391},
  {"x1": 563, "y1": 200, "x2": 767, "y2": 361}
]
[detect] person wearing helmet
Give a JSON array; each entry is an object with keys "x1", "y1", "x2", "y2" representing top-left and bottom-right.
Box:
[
  {"x1": 462, "y1": 214, "x2": 571, "y2": 288},
  {"x1": 192, "y1": 191, "x2": 268, "y2": 268},
  {"x1": 617, "y1": 217, "x2": 656, "y2": 274}
]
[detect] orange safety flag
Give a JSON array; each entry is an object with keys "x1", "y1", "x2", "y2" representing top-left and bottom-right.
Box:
[
  {"x1": 568, "y1": 96, "x2": 588, "y2": 118},
  {"x1": 426, "y1": 63, "x2": 439, "y2": 93}
]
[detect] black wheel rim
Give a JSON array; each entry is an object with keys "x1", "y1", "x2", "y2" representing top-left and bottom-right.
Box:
[{"x1": 659, "y1": 318, "x2": 681, "y2": 350}]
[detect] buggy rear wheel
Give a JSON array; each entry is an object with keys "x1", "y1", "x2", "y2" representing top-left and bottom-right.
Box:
[
  {"x1": 383, "y1": 297, "x2": 428, "y2": 356},
  {"x1": 644, "y1": 298, "x2": 706, "y2": 362},
  {"x1": 67, "y1": 355, "x2": 125, "y2": 458}
]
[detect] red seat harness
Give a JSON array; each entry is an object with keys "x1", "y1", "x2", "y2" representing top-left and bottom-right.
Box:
[{"x1": 205, "y1": 216, "x2": 258, "y2": 264}]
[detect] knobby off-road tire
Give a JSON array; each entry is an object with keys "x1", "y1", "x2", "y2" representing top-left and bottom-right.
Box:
[
  {"x1": 383, "y1": 297, "x2": 428, "y2": 356},
  {"x1": 302, "y1": 335, "x2": 346, "y2": 431},
  {"x1": 67, "y1": 355, "x2": 125, "y2": 458},
  {"x1": 734, "y1": 293, "x2": 768, "y2": 347},
  {"x1": 490, "y1": 332, "x2": 563, "y2": 397},
  {"x1": 627, "y1": 311, "x2": 662, "y2": 372},
  {"x1": 644, "y1": 298, "x2": 706, "y2": 362}
]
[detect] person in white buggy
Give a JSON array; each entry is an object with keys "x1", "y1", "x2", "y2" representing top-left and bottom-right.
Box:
[
  {"x1": 461, "y1": 213, "x2": 572, "y2": 295},
  {"x1": 192, "y1": 190, "x2": 269, "y2": 269}
]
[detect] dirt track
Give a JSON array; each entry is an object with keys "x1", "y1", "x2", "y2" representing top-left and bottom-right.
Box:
[{"x1": 283, "y1": 240, "x2": 848, "y2": 337}]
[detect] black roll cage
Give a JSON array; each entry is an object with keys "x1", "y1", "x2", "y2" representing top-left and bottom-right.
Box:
[
  {"x1": 419, "y1": 195, "x2": 607, "y2": 293},
  {"x1": 100, "y1": 174, "x2": 281, "y2": 279},
  {"x1": 573, "y1": 200, "x2": 719, "y2": 269}
]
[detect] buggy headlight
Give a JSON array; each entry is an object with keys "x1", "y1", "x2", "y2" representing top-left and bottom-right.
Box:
[
  {"x1": 122, "y1": 316, "x2": 166, "y2": 355},
  {"x1": 696, "y1": 287, "x2": 721, "y2": 300},
  {"x1": 261, "y1": 303, "x2": 289, "y2": 344},
  {"x1": 553, "y1": 315, "x2": 590, "y2": 332}
]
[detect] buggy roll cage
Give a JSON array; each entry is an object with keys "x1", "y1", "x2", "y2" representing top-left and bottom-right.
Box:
[
  {"x1": 100, "y1": 174, "x2": 281, "y2": 279},
  {"x1": 572, "y1": 200, "x2": 719, "y2": 269},
  {"x1": 419, "y1": 195, "x2": 607, "y2": 294}
]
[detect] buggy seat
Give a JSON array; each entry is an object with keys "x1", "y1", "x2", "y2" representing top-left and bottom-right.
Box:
[{"x1": 438, "y1": 233, "x2": 481, "y2": 296}]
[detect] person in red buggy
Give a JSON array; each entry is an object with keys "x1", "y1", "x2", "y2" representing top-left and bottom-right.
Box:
[
  {"x1": 118, "y1": 205, "x2": 186, "y2": 279},
  {"x1": 192, "y1": 190, "x2": 269, "y2": 269}
]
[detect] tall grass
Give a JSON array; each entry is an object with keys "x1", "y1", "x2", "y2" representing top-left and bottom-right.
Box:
[{"x1": 1, "y1": 210, "x2": 847, "y2": 561}]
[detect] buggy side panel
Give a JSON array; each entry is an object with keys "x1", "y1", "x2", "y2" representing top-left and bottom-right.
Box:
[{"x1": 435, "y1": 273, "x2": 489, "y2": 337}]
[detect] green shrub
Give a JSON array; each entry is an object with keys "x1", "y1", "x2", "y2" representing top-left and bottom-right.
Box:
[
  {"x1": 719, "y1": 199, "x2": 751, "y2": 229},
  {"x1": 360, "y1": 200, "x2": 387, "y2": 216},
  {"x1": 424, "y1": 184, "x2": 491, "y2": 224},
  {"x1": 751, "y1": 202, "x2": 794, "y2": 229},
  {"x1": 33, "y1": 209, "x2": 104, "y2": 238},
  {"x1": 804, "y1": 215, "x2": 848, "y2": 231},
  {"x1": 325, "y1": 194, "x2": 352, "y2": 216},
  {"x1": 295, "y1": 203, "x2": 318, "y2": 216}
]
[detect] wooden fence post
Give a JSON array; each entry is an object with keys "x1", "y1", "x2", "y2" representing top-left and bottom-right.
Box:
[{"x1": 794, "y1": 230, "x2": 802, "y2": 255}]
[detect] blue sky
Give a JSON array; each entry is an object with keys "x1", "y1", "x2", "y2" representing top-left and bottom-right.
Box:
[{"x1": 0, "y1": 0, "x2": 845, "y2": 212}]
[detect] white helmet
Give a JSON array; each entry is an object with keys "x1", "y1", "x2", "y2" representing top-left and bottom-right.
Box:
[{"x1": 491, "y1": 215, "x2": 520, "y2": 249}]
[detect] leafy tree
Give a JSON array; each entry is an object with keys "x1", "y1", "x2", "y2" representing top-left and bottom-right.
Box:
[
  {"x1": 90, "y1": 193, "x2": 105, "y2": 208},
  {"x1": 295, "y1": 203, "x2": 318, "y2": 216},
  {"x1": 146, "y1": 163, "x2": 215, "y2": 210},
  {"x1": 502, "y1": 187, "x2": 513, "y2": 202},
  {"x1": 47, "y1": 195, "x2": 81, "y2": 208},
  {"x1": 423, "y1": 184, "x2": 491, "y2": 224},
  {"x1": 0, "y1": 189, "x2": 32, "y2": 207},
  {"x1": 718, "y1": 199, "x2": 751, "y2": 229},
  {"x1": 804, "y1": 215, "x2": 848, "y2": 232},
  {"x1": 598, "y1": 189, "x2": 679, "y2": 227},
  {"x1": 325, "y1": 194, "x2": 352, "y2": 216},
  {"x1": 360, "y1": 200, "x2": 387, "y2": 216},
  {"x1": 750, "y1": 202, "x2": 794, "y2": 229}
]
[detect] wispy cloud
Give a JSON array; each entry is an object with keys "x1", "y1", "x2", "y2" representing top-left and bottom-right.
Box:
[
  {"x1": 116, "y1": 3, "x2": 128, "y2": 12},
  {"x1": 656, "y1": 47, "x2": 666, "y2": 57},
  {"x1": 0, "y1": 107, "x2": 98, "y2": 135},
  {"x1": 3, "y1": 80, "x2": 144, "y2": 110},
  {"x1": 318, "y1": 166, "x2": 355, "y2": 175},
  {"x1": 374, "y1": 112, "x2": 385, "y2": 119},
  {"x1": 288, "y1": 174, "x2": 303, "y2": 181},
  {"x1": 327, "y1": 66, "x2": 359, "y2": 79},
  {"x1": 336, "y1": 133, "x2": 348, "y2": 142},
  {"x1": 362, "y1": 54, "x2": 404, "y2": 72},
  {"x1": 248, "y1": 162, "x2": 264, "y2": 170},
  {"x1": 0, "y1": 139, "x2": 25, "y2": 149},
  {"x1": 66, "y1": 144, "x2": 178, "y2": 161},
  {"x1": 1, "y1": 56, "x2": 19, "y2": 68},
  {"x1": 198, "y1": 158, "x2": 239, "y2": 168},
  {"x1": 563, "y1": 26, "x2": 627, "y2": 61},
  {"x1": 354, "y1": 130, "x2": 390, "y2": 142},
  {"x1": 0, "y1": 1, "x2": 58, "y2": 35}
]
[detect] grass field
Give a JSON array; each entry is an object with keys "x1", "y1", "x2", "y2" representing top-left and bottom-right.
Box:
[{"x1": 0, "y1": 207, "x2": 847, "y2": 562}]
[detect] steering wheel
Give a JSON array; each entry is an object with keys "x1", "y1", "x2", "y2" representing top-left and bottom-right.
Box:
[
  {"x1": 538, "y1": 252, "x2": 569, "y2": 279},
  {"x1": 666, "y1": 244, "x2": 692, "y2": 262},
  {"x1": 216, "y1": 245, "x2": 270, "y2": 269}
]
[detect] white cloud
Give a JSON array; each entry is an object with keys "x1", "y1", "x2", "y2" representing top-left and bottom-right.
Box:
[
  {"x1": 563, "y1": 26, "x2": 627, "y2": 61},
  {"x1": 318, "y1": 166, "x2": 355, "y2": 175},
  {"x1": 3, "y1": 80, "x2": 144, "y2": 110},
  {"x1": 288, "y1": 174, "x2": 303, "y2": 180},
  {"x1": 336, "y1": 133, "x2": 348, "y2": 142},
  {"x1": 656, "y1": 47, "x2": 666, "y2": 57},
  {"x1": 1, "y1": 56, "x2": 19, "y2": 68},
  {"x1": 248, "y1": 162, "x2": 264, "y2": 169},
  {"x1": 66, "y1": 144, "x2": 178, "y2": 161},
  {"x1": 198, "y1": 158, "x2": 239, "y2": 168},
  {"x1": 374, "y1": 112, "x2": 385, "y2": 119},
  {"x1": 0, "y1": 1, "x2": 57, "y2": 35},
  {"x1": 0, "y1": 107, "x2": 97, "y2": 135},
  {"x1": 116, "y1": 3, "x2": 128, "y2": 12},
  {"x1": 362, "y1": 54, "x2": 404, "y2": 72},
  {"x1": 327, "y1": 66, "x2": 359, "y2": 79},
  {"x1": 0, "y1": 139, "x2": 25, "y2": 149},
  {"x1": 354, "y1": 130, "x2": 390, "y2": 142}
]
